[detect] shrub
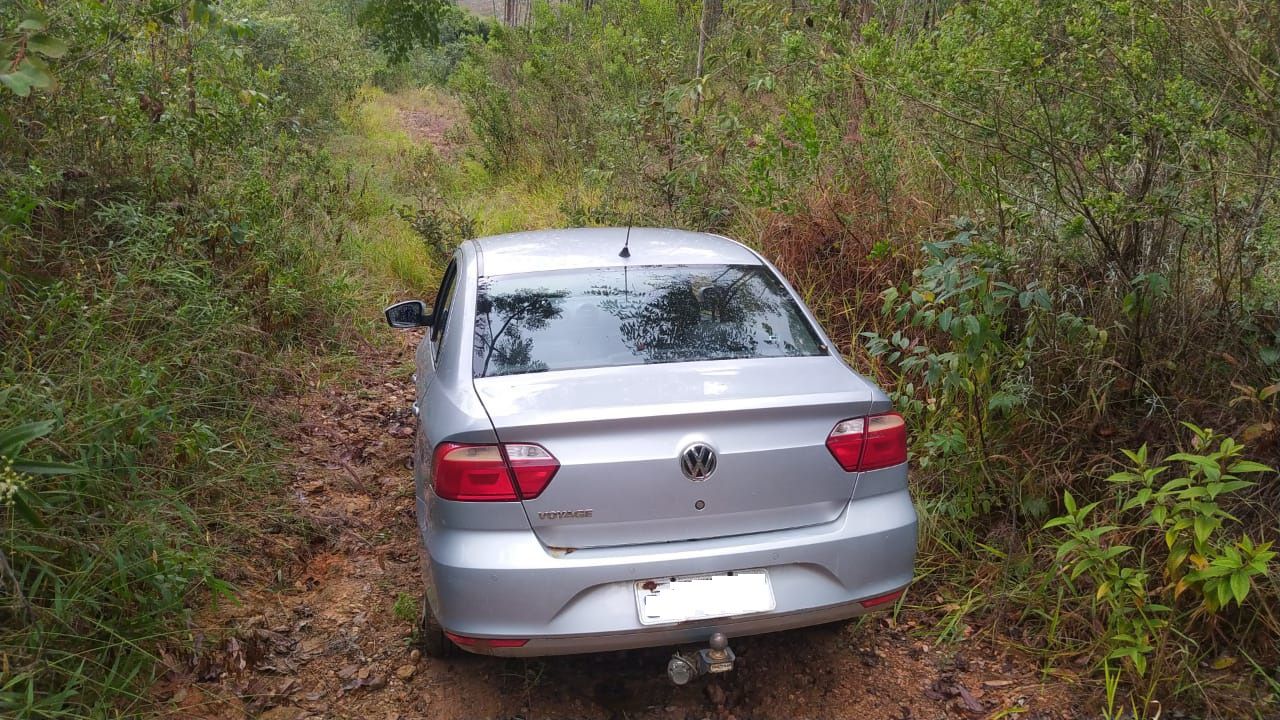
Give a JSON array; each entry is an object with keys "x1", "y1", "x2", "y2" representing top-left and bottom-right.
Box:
[
  {"x1": 0, "y1": 1, "x2": 380, "y2": 715},
  {"x1": 1046, "y1": 425, "x2": 1276, "y2": 708}
]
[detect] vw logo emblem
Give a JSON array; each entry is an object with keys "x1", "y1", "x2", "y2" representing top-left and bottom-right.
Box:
[{"x1": 680, "y1": 443, "x2": 717, "y2": 481}]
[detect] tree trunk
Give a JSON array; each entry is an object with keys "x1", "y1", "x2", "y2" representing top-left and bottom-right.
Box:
[
  {"x1": 694, "y1": 0, "x2": 708, "y2": 113},
  {"x1": 183, "y1": 3, "x2": 198, "y2": 198}
]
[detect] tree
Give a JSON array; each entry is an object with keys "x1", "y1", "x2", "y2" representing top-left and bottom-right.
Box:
[{"x1": 357, "y1": 0, "x2": 449, "y2": 62}]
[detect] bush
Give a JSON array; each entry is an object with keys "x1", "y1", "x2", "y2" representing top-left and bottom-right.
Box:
[
  {"x1": 0, "y1": 1, "x2": 379, "y2": 715},
  {"x1": 443, "y1": 0, "x2": 1280, "y2": 712},
  {"x1": 1046, "y1": 426, "x2": 1276, "y2": 708}
]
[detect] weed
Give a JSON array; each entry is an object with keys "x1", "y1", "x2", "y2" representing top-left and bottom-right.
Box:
[
  {"x1": 393, "y1": 592, "x2": 419, "y2": 625},
  {"x1": 1045, "y1": 426, "x2": 1276, "y2": 711}
]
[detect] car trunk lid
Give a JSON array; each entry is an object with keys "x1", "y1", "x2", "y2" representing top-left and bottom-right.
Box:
[{"x1": 472, "y1": 356, "x2": 879, "y2": 549}]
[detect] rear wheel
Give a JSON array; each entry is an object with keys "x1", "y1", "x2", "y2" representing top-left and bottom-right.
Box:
[{"x1": 417, "y1": 599, "x2": 456, "y2": 658}]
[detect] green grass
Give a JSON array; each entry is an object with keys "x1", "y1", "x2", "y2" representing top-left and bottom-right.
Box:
[
  {"x1": 1, "y1": 190, "x2": 312, "y2": 715},
  {"x1": 327, "y1": 85, "x2": 574, "y2": 298},
  {"x1": 393, "y1": 592, "x2": 418, "y2": 624},
  {"x1": 328, "y1": 87, "x2": 452, "y2": 295},
  {"x1": 0, "y1": 9, "x2": 443, "y2": 718}
]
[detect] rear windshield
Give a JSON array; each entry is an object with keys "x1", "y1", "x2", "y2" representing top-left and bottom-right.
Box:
[{"x1": 472, "y1": 264, "x2": 825, "y2": 377}]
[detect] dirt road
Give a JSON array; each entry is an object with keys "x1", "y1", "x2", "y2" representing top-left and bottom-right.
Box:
[{"x1": 152, "y1": 329, "x2": 1078, "y2": 720}]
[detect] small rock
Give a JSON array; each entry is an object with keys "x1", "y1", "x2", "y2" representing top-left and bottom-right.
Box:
[
  {"x1": 409, "y1": 649, "x2": 421, "y2": 663},
  {"x1": 396, "y1": 664, "x2": 416, "y2": 681}
]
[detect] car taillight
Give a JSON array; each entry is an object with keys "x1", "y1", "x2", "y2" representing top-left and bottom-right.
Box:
[
  {"x1": 825, "y1": 412, "x2": 907, "y2": 472},
  {"x1": 503, "y1": 443, "x2": 560, "y2": 497},
  {"x1": 432, "y1": 442, "x2": 559, "y2": 501}
]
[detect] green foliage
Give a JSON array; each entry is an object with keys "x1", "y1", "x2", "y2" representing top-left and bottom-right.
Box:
[
  {"x1": 450, "y1": 56, "x2": 518, "y2": 170},
  {"x1": 1045, "y1": 427, "x2": 1276, "y2": 700},
  {"x1": 0, "y1": 10, "x2": 67, "y2": 97},
  {"x1": 447, "y1": 0, "x2": 726, "y2": 223},
  {"x1": 0, "y1": 420, "x2": 82, "y2": 526},
  {"x1": 393, "y1": 592, "x2": 418, "y2": 624},
  {"x1": 358, "y1": 0, "x2": 450, "y2": 63},
  {"x1": 373, "y1": 5, "x2": 491, "y2": 88},
  {"x1": 863, "y1": 222, "x2": 1061, "y2": 524},
  {"x1": 865, "y1": 223, "x2": 1049, "y2": 468},
  {"x1": 441, "y1": 0, "x2": 1280, "y2": 712},
  {"x1": 1107, "y1": 427, "x2": 1276, "y2": 613},
  {"x1": 870, "y1": 0, "x2": 1280, "y2": 389},
  {"x1": 0, "y1": 0, "x2": 385, "y2": 715}
]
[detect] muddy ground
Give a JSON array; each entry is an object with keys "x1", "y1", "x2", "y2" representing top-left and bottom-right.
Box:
[{"x1": 152, "y1": 330, "x2": 1083, "y2": 720}]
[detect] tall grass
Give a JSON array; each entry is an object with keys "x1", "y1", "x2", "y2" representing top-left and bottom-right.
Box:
[{"x1": 0, "y1": 0, "x2": 420, "y2": 715}]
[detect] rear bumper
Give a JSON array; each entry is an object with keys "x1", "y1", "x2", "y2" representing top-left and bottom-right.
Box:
[{"x1": 422, "y1": 488, "x2": 917, "y2": 657}]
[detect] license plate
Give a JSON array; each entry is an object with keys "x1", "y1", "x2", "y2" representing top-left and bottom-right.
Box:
[{"x1": 635, "y1": 569, "x2": 775, "y2": 626}]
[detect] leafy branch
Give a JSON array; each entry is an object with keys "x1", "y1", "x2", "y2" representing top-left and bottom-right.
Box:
[{"x1": 1, "y1": 11, "x2": 68, "y2": 97}]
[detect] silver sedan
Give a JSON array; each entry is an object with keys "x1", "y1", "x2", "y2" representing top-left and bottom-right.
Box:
[{"x1": 385, "y1": 228, "x2": 916, "y2": 670}]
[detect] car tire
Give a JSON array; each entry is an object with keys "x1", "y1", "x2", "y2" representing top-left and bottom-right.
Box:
[{"x1": 418, "y1": 600, "x2": 456, "y2": 658}]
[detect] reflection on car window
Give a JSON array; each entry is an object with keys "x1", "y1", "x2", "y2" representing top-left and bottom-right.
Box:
[
  {"x1": 432, "y1": 260, "x2": 457, "y2": 344},
  {"x1": 472, "y1": 264, "x2": 825, "y2": 378}
]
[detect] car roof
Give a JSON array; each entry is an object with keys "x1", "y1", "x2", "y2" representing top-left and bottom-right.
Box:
[{"x1": 469, "y1": 227, "x2": 762, "y2": 277}]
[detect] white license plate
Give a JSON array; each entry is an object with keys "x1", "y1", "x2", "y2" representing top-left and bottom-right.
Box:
[{"x1": 634, "y1": 569, "x2": 775, "y2": 626}]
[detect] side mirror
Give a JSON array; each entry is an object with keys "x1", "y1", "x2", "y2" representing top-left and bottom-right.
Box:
[{"x1": 384, "y1": 300, "x2": 432, "y2": 328}]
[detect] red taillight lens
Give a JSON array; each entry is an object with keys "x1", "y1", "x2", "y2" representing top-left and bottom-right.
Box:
[
  {"x1": 826, "y1": 418, "x2": 866, "y2": 471},
  {"x1": 433, "y1": 444, "x2": 511, "y2": 501},
  {"x1": 861, "y1": 413, "x2": 907, "y2": 470},
  {"x1": 432, "y1": 442, "x2": 559, "y2": 501},
  {"x1": 825, "y1": 412, "x2": 907, "y2": 472},
  {"x1": 858, "y1": 588, "x2": 905, "y2": 608},
  {"x1": 503, "y1": 443, "x2": 560, "y2": 498},
  {"x1": 444, "y1": 632, "x2": 528, "y2": 649}
]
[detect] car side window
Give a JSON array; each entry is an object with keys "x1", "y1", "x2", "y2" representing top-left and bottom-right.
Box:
[{"x1": 431, "y1": 259, "x2": 458, "y2": 358}]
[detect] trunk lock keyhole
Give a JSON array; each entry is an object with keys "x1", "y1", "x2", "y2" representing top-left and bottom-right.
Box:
[{"x1": 694, "y1": 500, "x2": 706, "y2": 511}]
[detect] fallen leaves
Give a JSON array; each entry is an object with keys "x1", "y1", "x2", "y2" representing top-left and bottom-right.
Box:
[
  {"x1": 340, "y1": 674, "x2": 387, "y2": 693},
  {"x1": 923, "y1": 673, "x2": 987, "y2": 716}
]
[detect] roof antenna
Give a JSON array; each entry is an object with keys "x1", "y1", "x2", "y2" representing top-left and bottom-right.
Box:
[{"x1": 619, "y1": 223, "x2": 632, "y2": 259}]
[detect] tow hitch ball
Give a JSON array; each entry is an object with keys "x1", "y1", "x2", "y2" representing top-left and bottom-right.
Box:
[{"x1": 667, "y1": 632, "x2": 735, "y2": 685}]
